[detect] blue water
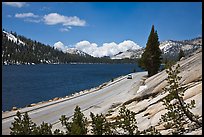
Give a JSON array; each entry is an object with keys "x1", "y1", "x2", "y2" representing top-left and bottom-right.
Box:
[{"x1": 2, "y1": 64, "x2": 143, "y2": 111}]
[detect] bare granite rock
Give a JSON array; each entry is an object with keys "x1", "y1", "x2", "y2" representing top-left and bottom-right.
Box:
[{"x1": 110, "y1": 48, "x2": 202, "y2": 135}]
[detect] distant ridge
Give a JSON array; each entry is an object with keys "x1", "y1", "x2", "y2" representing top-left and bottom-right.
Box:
[{"x1": 111, "y1": 37, "x2": 202, "y2": 61}]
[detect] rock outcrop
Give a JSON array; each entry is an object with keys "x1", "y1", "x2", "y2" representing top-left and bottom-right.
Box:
[{"x1": 106, "y1": 48, "x2": 202, "y2": 135}]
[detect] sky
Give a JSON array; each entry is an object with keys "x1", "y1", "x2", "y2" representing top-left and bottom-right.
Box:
[{"x1": 2, "y1": 2, "x2": 202, "y2": 57}]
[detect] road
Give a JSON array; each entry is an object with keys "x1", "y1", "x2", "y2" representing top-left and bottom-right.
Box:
[{"x1": 2, "y1": 71, "x2": 147, "y2": 135}]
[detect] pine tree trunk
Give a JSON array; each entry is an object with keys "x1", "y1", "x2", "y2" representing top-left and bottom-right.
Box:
[{"x1": 176, "y1": 93, "x2": 202, "y2": 127}]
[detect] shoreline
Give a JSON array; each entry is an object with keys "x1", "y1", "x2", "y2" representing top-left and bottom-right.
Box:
[
  {"x1": 2, "y1": 62, "x2": 137, "y2": 66},
  {"x1": 2, "y1": 72, "x2": 129, "y2": 117}
]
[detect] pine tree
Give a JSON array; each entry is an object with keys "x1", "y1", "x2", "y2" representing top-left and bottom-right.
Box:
[
  {"x1": 59, "y1": 115, "x2": 71, "y2": 135},
  {"x1": 90, "y1": 112, "x2": 112, "y2": 135},
  {"x1": 33, "y1": 122, "x2": 53, "y2": 135},
  {"x1": 10, "y1": 111, "x2": 56, "y2": 135},
  {"x1": 10, "y1": 111, "x2": 37, "y2": 135},
  {"x1": 59, "y1": 105, "x2": 88, "y2": 135},
  {"x1": 115, "y1": 106, "x2": 139, "y2": 135},
  {"x1": 159, "y1": 64, "x2": 202, "y2": 134},
  {"x1": 140, "y1": 25, "x2": 162, "y2": 77}
]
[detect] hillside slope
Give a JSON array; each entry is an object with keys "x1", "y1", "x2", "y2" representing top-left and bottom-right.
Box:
[
  {"x1": 106, "y1": 48, "x2": 202, "y2": 135},
  {"x1": 2, "y1": 30, "x2": 136, "y2": 64}
]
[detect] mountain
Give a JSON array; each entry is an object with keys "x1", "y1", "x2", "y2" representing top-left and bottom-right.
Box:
[
  {"x1": 2, "y1": 30, "x2": 137, "y2": 65},
  {"x1": 65, "y1": 48, "x2": 90, "y2": 57},
  {"x1": 110, "y1": 37, "x2": 202, "y2": 61},
  {"x1": 160, "y1": 37, "x2": 202, "y2": 60},
  {"x1": 111, "y1": 48, "x2": 144, "y2": 59},
  {"x1": 2, "y1": 30, "x2": 95, "y2": 65}
]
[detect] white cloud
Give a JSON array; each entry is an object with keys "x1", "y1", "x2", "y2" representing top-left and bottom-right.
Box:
[
  {"x1": 15, "y1": 13, "x2": 39, "y2": 18},
  {"x1": 13, "y1": 12, "x2": 85, "y2": 30},
  {"x1": 43, "y1": 13, "x2": 86, "y2": 26},
  {"x1": 54, "y1": 40, "x2": 141, "y2": 57},
  {"x1": 59, "y1": 26, "x2": 72, "y2": 32},
  {"x1": 75, "y1": 40, "x2": 141, "y2": 57},
  {"x1": 3, "y1": 2, "x2": 27, "y2": 8},
  {"x1": 53, "y1": 41, "x2": 69, "y2": 52},
  {"x1": 59, "y1": 28, "x2": 70, "y2": 32},
  {"x1": 118, "y1": 40, "x2": 141, "y2": 51},
  {"x1": 75, "y1": 41, "x2": 98, "y2": 56}
]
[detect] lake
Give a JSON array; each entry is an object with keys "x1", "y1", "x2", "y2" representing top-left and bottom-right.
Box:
[{"x1": 2, "y1": 64, "x2": 143, "y2": 111}]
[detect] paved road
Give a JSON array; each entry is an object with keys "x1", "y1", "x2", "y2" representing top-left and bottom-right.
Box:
[{"x1": 2, "y1": 72, "x2": 147, "y2": 135}]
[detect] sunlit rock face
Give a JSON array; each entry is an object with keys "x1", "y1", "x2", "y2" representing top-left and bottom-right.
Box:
[{"x1": 106, "y1": 48, "x2": 202, "y2": 135}]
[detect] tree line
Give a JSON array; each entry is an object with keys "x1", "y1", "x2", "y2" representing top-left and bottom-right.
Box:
[{"x1": 2, "y1": 30, "x2": 138, "y2": 65}]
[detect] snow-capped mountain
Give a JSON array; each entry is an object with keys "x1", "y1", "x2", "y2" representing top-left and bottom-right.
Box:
[
  {"x1": 159, "y1": 38, "x2": 202, "y2": 54},
  {"x1": 182, "y1": 37, "x2": 202, "y2": 45},
  {"x1": 110, "y1": 37, "x2": 202, "y2": 60},
  {"x1": 2, "y1": 31, "x2": 25, "y2": 46},
  {"x1": 66, "y1": 48, "x2": 90, "y2": 57},
  {"x1": 111, "y1": 48, "x2": 144, "y2": 59},
  {"x1": 159, "y1": 37, "x2": 202, "y2": 60},
  {"x1": 159, "y1": 40, "x2": 181, "y2": 54}
]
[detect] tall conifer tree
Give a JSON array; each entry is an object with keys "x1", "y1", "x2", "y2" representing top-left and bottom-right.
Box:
[{"x1": 140, "y1": 25, "x2": 162, "y2": 77}]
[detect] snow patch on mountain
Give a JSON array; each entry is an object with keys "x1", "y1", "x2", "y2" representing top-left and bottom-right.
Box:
[
  {"x1": 3, "y1": 31, "x2": 25, "y2": 46},
  {"x1": 66, "y1": 48, "x2": 88, "y2": 56},
  {"x1": 111, "y1": 49, "x2": 144, "y2": 59},
  {"x1": 53, "y1": 41, "x2": 89, "y2": 56},
  {"x1": 159, "y1": 40, "x2": 182, "y2": 54},
  {"x1": 159, "y1": 38, "x2": 202, "y2": 55}
]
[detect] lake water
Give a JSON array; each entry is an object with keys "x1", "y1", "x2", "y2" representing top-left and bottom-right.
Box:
[{"x1": 2, "y1": 64, "x2": 143, "y2": 111}]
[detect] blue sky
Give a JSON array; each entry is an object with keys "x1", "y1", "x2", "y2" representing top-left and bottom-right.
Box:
[{"x1": 2, "y1": 2, "x2": 202, "y2": 49}]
